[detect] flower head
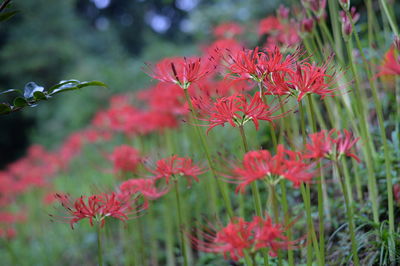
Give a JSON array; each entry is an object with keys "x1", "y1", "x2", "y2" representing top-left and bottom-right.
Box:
[
  {"x1": 225, "y1": 47, "x2": 297, "y2": 83},
  {"x1": 147, "y1": 57, "x2": 215, "y2": 89},
  {"x1": 227, "y1": 145, "x2": 315, "y2": 193},
  {"x1": 149, "y1": 155, "x2": 205, "y2": 186},
  {"x1": 189, "y1": 215, "x2": 300, "y2": 261},
  {"x1": 109, "y1": 145, "x2": 141, "y2": 173},
  {"x1": 118, "y1": 178, "x2": 169, "y2": 201},
  {"x1": 193, "y1": 92, "x2": 286, "y2": 133},
  {"x1": 213, "y1": 22, "x2": 243, "y2": 39},
  {"x1": 53, "y1": 192, "x2": 142, "y2": 229},
  {"x1": 378, "y1": 47, "x2": 400, "y2": 76},
  {"x1": 288, "y1": 61, "x2": 338, "y2": 101},
  {"x1": 304, "y1": 129, "x2": 360, "y2": 162}
]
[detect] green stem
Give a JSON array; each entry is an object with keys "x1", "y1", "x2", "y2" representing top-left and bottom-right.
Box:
[
  {"x1": 307, "y1": 95, "x2": 325, "y2": 264},
  {"x1": 97, "y1": 225, "x2": 103, "y2": 266},
  {"x1": 183, "y1": 88, "x2": 234, "y2": 218},
  {"x1": 344, "y1": 38, "x2": 379, "y2": 224},
  {"x1": 347, "y1": 13, "x2": 394, "y2": 251},
  {"x1": 174, "y1": 181, "x2": 188, "y2": 266},
  {"x1": 239, "y1": 125, "x2": 269, "y2": 266},
  {"x1": 165, "y1": 194, "x2": 176, "y2": 266},
  {"x1": 335, "y1": 160, "x2": 360, "y2": 266},
  {"x1": 379, "y1": 0, "x2": 399, "y2": 36}
]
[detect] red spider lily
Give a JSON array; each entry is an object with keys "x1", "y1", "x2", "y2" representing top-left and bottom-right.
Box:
[
  {"x1": 202, "y1": 39, "x2": 244, "y2": 67},
  {"x1": 188, "y1": 215, "x2": 300, "y2": 261},
  {"x1": 304, "y1": 129, "x2": 361, "y2": 162},
  {"x1": 53, "y1": 192, "x2": 142, "y2": 229},
  {"x1": 226, "y1": 145, "x2": 315, "y2": 193},
  {"x1": 225, "y1": 47, "x2": 297, "y2": 82},
  {"x1": 250, "y1": 216, "x2": 301, "y2": 257},
  {"x1": 188, "y1": 217, "x2": 253, "y2": 261},
  {"x1": 193, "y1": 92, "x2": 286, "y2": 133},
  {"x1": 137, "y1": 83, "x2": 188, "y2": 115},
  {"x1": 378, "y1": 47, "x2": 400, "y2": 76},
  {"x1": 108, "y1": 145, "x2": 141, "y2": 173},
  {"x1": 258, "y1": 16, "x2": 282, "y2": 36},
  {"x1": 288, "y1": 61, "x2": 338, "y2": 101},
  {"x1": 146, "y1": 57, "x2": 216, "y2": 89},
  {"x1": 335, "y1": 129, "x2": 361, "y2": 162},
  {"x1": 149, "y1": 155, "x2": 205, "y2": 186},
  {"x1": 213, "y1": 22, "x2": 243, "y2": 39},
  {"x1": 117, "y1": 178, "x2": 169, "y2": 201}
]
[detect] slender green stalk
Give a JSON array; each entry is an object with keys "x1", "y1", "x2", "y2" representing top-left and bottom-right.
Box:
[
  {"x1": 347, "y1": 13, "x2": 395, "y2": 253},
  {"x1": 165, "y1": 194, "x2": 176, "y2": 266},
  {"x1": 183, "y1": 88, "x2": 234, "y2": 218},
  {"x1": 327, "y1": 0, "x2": 343, "y2": 60},
  {"x1": 379, "y1": 0, "x2": 399, "y2": 36},
  {"x1": 344, "y1": 38, "x2": 379, "y2": 224},
  {"x1": 174, "y1": 181, "x2": 189, "y2": 266},
  {"x1": 335, "y1": 160, "x2": 360, "y2": 266},
  {"x1": 238, "y1": 125, "x2": 269, "y2": 266},
  {"x1": 97, "y1": 225, "x2": 103, "y2": 266},
  {"x1": 307, "y1": 95, "x2": 325, "y2": 264}
]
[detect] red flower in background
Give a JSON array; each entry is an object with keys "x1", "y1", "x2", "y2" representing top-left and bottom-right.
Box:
[
  {"x1": 258, "y1": 16, "x2": 282, "y2": 36},
  {"x1": 54, "y1": 192, "x2": 141, "y2": 229},
  {"x1": 213, "y1": 22, "x2": 243, "y2": 39},
  {"x1": 378, "y1": 47, "x2": 400, "y2": 76},
  {"x1": 189, "y1": 217, "x2": 253, "y2": 261},
  {"x1": 147, "y1": 57, "x2": 216, "y2": 89},
  {"x1": 250, "y1": 216, "x2": 300, "y2": 257},
  {"x1": 109, "y1": 145, "x2": 141, "y2": 173},
  {"x1": 304, "y1": 129, "x2": 360, "y2": 162},
  {"x1": 118, "y1": 178, "x2": 169, "y2": 201},
  {"x1": 149, "y1": 155, "x2": 205, "y2": 186},
  {"x1": 189, "y1": 215, "x2": 300, "y2": 261},
  {"x1": 227, "y1": 145, "x2": 315, "y2": 193},
  {"x1": 194, "y1": 92, "x2": 286, "y2": 133}
]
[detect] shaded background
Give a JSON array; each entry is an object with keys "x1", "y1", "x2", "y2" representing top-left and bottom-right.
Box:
[{"x1": 0, "y1": 0, "x2": 283, "y2": 168}]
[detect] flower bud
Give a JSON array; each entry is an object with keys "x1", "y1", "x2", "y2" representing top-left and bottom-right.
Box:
[
  {"x1": 342, "y1": 20, "x2": 352, "y2": 37},
  {"x1": 394, "y1": 35, "x2": 400, "y2": 52},
  {"x1": 278, "y1": 5, "x2": 289, "y2": 20},
  {"x1": 301, "y1": 18, "x2": 314, "y2": 33}
]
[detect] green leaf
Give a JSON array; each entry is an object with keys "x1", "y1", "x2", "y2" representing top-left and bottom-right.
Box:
[
  {"x1": 77, "y1": 81, "x2": 107, "y2": 89},
  {"x1": 33, "y1": 91, "x2": 47, "y2": 101},
  {"x1": 0, "y1": 103, "x2": 12, "y2": 114},
  {"x1": 13, "y1": 97, "x2": 29, "y2": 107},
  {"x1": 47, "y1": 79, "x2": 80, "y2": 94},
  {"x1": 0, "y1": 10, "x2": 17, "y2": 22},
  {"x1": 50, "y1": 80, "x2": 107, "y2": 95},
  {"x1": 0, "y1": 88, "x2": 22, "y2": 96}
]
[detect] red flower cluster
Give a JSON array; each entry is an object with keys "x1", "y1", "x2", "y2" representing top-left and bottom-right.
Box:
[
  {"x1": 92, "y1": 94, "x2": 181, "y2": 137},
  {"x1": 378, "y1": 47, "x2": 400, "y2": 76},
  {"x1": 304, "y1": 129, "x2": 360, "y2": 162},
  {"x1": 189, "y1": 215, "x2": 299, "y2": 261},
  {"x1": 149, "y1": 155, "x2": 205, "y2": 186},
  {"x1": 193, "y1": 92, "x2": 285, "y2": 133},
  {"x1": 118, "y1": 178, "x2": 169, "y2": 201},
  {"x1": 147, "y1": 57, "x2": 215, "y2": 89},
  {"x1": 227, "y1": 145, "x2": 315, "y2": 193},
  {"x1": 54, "y1": 192, "x2": 142, "y2": 229},
  {"x1": 109, "y1": 145, "x2": 141, "y2": 173},
  {"x1": 213, "y1": 22, "x2": 243, "y2": 39}
]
